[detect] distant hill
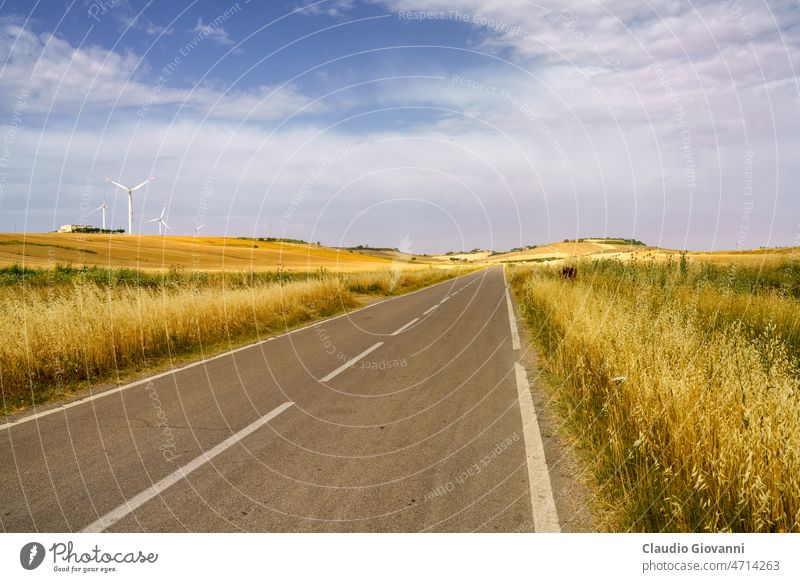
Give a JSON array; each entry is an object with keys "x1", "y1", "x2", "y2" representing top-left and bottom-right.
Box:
[
  {"x1": 428, "y1": 239, "x2": 652, "y2": 264},
  {"x1": 343, "y1": 246, "x2": 427, "y2": 262},
  {"x1": 486, "y1": 239, "x2": 650, "y2": 263}
]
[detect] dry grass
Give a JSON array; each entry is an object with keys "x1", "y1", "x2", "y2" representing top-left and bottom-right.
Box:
[
  {"x1": 509, "y1": 256, "x2": 800, "y2": 532},
  {"x1": 0, "y1": 266, "x2": 465, "y2": 411}
]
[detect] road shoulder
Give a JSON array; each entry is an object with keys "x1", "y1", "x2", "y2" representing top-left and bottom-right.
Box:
[{"x1": 507, "y1": 282, "x2": 600, "y2": 532}]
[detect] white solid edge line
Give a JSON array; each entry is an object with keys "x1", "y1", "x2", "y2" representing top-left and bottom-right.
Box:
[
  {"x1": 1, "y1": 268, "x2": 488, "y2": 432},
  {"x1": 514, "y1": 363, "x2": 560, "y2": 532},
  {"x1": 391, "y1": 318, "x2": 420, "y2": 336},
  {"x1": 81, "y1": 401, "x2": 294, "y2": 533},
  {"x1": 423, "y1": 304, "x2": 438, "y2": 315},
  {"x1": 320, "y1": 342, "x2": 383, "y2": 383},
  {"x1": 439, "y1": 296, "x2": 449, "y2": 304},
  {"x1": 505, "y1": 286, "x2": 521, "y2": 350}
]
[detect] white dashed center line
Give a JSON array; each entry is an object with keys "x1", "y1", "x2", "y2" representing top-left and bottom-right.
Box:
[
  {"x1": 321, "y1": 342, "x2": 384, "y2": 382},
  {"x1": 391, "y1": 318, "x2": 419, "y2": 336},
  {"x1": 82, "y1": 401, "x2": 294, "y2": 533}
]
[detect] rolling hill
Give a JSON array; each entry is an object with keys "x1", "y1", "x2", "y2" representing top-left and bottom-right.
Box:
[{"x1": 0, "y1": 234, "x2": 394, "y2": 271}]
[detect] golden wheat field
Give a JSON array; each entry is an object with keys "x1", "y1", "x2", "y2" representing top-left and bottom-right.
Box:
[
  {"x1": 0, "y1": 233, "x2": 395, "y2": 271},
  {"x1": 509, "y1": 253, "x2": 800, "y2": 532}
]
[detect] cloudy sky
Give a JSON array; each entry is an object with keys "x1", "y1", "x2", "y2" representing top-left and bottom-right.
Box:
[{"x1": 0, "y1": 0, "x2": 798, "y2": 252}]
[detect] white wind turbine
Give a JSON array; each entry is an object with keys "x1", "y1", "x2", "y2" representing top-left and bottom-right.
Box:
[
  {"x1": 90, "y1": 199, "x2": 110, "y2": 230},
  {"x1": 147, "y1": 205, "x2": 171, "y2": 236},
  {"x1": 193, "y1": 223, "x2": 206, "y2": 237},
  {"x1": 105, "y1": 176, "x2": 154, "y2": 235}
]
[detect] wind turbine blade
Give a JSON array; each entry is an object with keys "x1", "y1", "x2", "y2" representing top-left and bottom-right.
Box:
[
  {"x1": 146, "y1": 217, "x2": 160, "y2": 223},
  {"x1": 130, "y1": 177, "x2": 154, "y2": 191},
  {"x1": 90, "y1": 206, "x2": 102, "y2": 213},
  {"x1": 163, "y1": 222, "x2": 171, "y2": 231},
  {"x1": 106, "y1": 178, "x2": 128, "y2": 191}
]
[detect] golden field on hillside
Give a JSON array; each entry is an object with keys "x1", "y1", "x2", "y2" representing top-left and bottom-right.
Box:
[
  {"x1": 426, "y1": 238, "x2": 647, "y2": 264},
  {"x1": 510, "y1": 253, "x2": 800, "y2": 532},
  {"x1": 0, "y1": 233, "x2": 393, "y2": 271}
]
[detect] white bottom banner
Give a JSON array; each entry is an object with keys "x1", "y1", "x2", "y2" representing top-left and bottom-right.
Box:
[{"x1": 1, "y1": 533, "x2": 798, "y2": 581}]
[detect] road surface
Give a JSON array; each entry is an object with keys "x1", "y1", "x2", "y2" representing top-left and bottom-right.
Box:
[{"x1": 0, "y1": 266, "x2": 559, "y2": 532}]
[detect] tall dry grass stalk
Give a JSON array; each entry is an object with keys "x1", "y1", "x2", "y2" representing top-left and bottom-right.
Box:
[
  {"x1": 0, "y1": 267, "x2": 464, "y2": 409},
  {"x1": 510, "y1": 259, "x2": 800, "y2": 532}
]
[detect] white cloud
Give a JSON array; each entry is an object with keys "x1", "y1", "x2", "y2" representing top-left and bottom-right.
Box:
[
  {"x1": 376, "y1": 0, "x2": 800, "y2": 96},
  {"x1": 98, "y1": 0, "x2": 175, "y2": 36},
  {"x1": 0, "y1": 22, "x2": 316, "y2": 120},
  {"x1": 298, "y1": 0, "x2": 358, "y2": 17},
  {"x1": 191, "y1": 17, "x2": 235, "y2": 46},
  {"x1": 373, "y1": 0, "x2": 800, "y2": 202}
]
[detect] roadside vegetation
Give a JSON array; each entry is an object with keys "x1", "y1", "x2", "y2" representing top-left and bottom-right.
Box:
[
  {"x1": 509, "y1": 254, "x2": 800, "y2": 532},
  {"x1": 0, "y1": 264, "x2": 466, "y2": 412}
]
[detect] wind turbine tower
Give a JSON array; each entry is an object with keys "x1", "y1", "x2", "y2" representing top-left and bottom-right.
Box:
[
  {"x1": 147, "y1": 205, "x2": 171, "y2": 236},
  {"x1": 105, "y1": 176, "x2": 154, "y2": 234},
  {"x1": 90, "y1": 199, "x2": 109, "y2": 230}
]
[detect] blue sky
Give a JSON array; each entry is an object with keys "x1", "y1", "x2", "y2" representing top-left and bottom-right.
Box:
[{"x1": 1, "y1": 0, "x2": 799, "y2": 252}]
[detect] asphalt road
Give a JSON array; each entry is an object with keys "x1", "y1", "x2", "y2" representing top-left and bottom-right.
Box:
[{"x1": 0, "y1": 266, "x2": 559, "y2": 532}]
